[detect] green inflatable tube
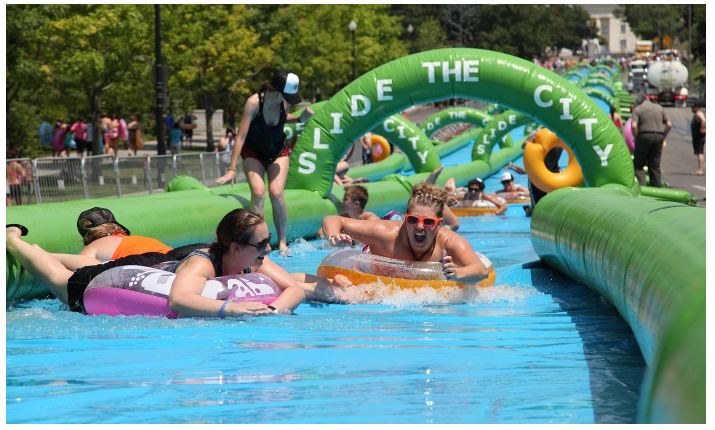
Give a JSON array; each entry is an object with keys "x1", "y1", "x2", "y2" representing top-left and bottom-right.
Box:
[
  {"x1": 639, "y1": 186, "x2": 693, "y2": 205},
  {"x1": 530, "y1": 187, "x2": 705, "y2": 423}
]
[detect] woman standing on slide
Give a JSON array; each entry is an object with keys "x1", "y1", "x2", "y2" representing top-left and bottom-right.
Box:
[{"x1": 215, "y1": 70, "x2": 312, "y2": 257}]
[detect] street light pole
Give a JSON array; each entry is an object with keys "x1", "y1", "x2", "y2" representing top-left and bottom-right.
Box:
[
  {"x1": 407, "y1": 24, "x2": 413, "y2": 54},
  {"x1": 154, "y1": 5, "x2": 166, "y2": 155},
  {"x1": 349, "y1": 20, "x2": 357, "y2": 81},
  {"x1": 688, "y1": 4, "x2": 692, "y2": 95}
]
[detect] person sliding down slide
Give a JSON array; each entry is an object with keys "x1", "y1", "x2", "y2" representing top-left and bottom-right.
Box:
[
  {"x1": 6, "y1": 209, "x2": 304, "y2": 317},
  {"x1": 321, "y1": 183, "x2": 490, "y2": 283}
]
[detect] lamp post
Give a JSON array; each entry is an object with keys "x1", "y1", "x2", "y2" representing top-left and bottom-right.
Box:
[
  {"x1": 349, "y1": 19, "x2": 357, "y2": 81},
  {"x1": 154, "y1": 5, "x2": 166, "y2": 155},
  {"x1": 407, "y1": 24, "x2": 413, "y2": 53}
]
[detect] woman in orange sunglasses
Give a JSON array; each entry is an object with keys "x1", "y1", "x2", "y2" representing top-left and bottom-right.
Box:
[{"x1": 321, "y1": 183, "x2": 490, "y2": 283}]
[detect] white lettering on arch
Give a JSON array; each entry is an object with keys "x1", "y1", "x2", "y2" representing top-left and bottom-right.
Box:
[
  {"x1": 351, "y1": 95, "x2": 371, "y2": 116},
  {"x1": 534, "y1": 85, "x2": 553, "y2": 108},
  {"x1": 579, "y1": 118, "x2": 598, "y2": 141},
  {"x1": 377, "y1": 80, "x2": 393, "y2": 101},
  {"x1": 298, "y1": 152, "x2": 317, "y2": 174}
]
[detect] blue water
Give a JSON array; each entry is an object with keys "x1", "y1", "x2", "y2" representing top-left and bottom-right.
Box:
[{"x1": 5, "y1": 132, "x2": 645, "y2": 424}]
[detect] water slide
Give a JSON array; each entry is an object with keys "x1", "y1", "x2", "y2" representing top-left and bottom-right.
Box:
[{"x1": 6, "y1": 48, "x2": 704, "y2": 423}]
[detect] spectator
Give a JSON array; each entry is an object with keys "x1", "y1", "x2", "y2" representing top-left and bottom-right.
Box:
[
  {"x1": 105, "y1": 113, "x2": 120, "y2": 156},
  {"x1": 169, "y1": 119, "x2": 183, "y2": 155},
  {"x1": 51, "y1": 121, "x2": 67, "y2": 157},
  {"x1": 215, "y1": 69, "x2": 309, "y2": 256},
  {"x1": 216, "y1": 127, "x2": 236, "y2": 174},
  {"x1": 127, "y1": 115, "x2": 143, "y2": 157},
  {"x1": 63, "y1": 120, "x2": 76, "y2": 156},
  {"x1": 180, "y1": 112, "x2": 196, "y2": 149},
  {"x1": 70, "y1": 118, "x2": 88, "y2": 158},
  {"x1": 6, "y1": 148, "x2": 26, "y2": 206},
  {"x1": 691, "y1": 103, "x2": 706, "y2": 176},
  {"x1": 631, "y1": 93, "x2": 672, "y2": 187}
]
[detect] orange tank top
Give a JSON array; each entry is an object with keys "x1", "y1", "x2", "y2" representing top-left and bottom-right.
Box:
[{"x1": 111, "y1": 235, "x2": 173, "y2": 260}]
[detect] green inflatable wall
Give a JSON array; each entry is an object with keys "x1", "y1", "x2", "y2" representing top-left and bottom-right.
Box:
[{"x1": 531, "y1": 187, "x2": 705, "y2": 423}]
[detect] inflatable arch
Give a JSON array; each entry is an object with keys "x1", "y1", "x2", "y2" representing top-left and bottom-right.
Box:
[
  {"x1": 286, "y1": 101, "x2": 441, "y2": 174},
  {"x1": 581, "y1": 87, "x2": 616, "y2": 109},
  {"x1": 594, "y1": 65, "x2": 614, "y2": 76},
  {"x1": 285, "y1": 101, "x2": 325, "y2": 142},
  {"x1": 419, "y1": 107, "x2": 493, "y2": 138},
  {"x1": 581, "y1": 78, "x2": 616, "y2": 96},
  {"x1": 564, "y1": 71, "x2": 583, "y2": 83},
  {"x1": 287, "y1": 48, "x2": 634, "y2": 198},
  {"x1": 470, "y1": 110, "x2": 533, "y2": 161},
  {"x1": 369, "y1": 113, "x2": 442, "y2": 173}
]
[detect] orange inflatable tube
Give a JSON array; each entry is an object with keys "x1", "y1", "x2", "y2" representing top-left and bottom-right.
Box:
[
  {"x1": 523, "y1": 128, "x2": 583, "y2": 192},
  {"x1": 370, "y1": 134, "x2": 392, "y2": 162},
  {"x1": 317, "y1": 249, "x2": 496, "y2": 296}
]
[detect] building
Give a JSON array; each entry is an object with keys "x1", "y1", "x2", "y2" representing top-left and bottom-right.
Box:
[{"x1": 581, "y1": 4, "x2": 639, "y2": 56}]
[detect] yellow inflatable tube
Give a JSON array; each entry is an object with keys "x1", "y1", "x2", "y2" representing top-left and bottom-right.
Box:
[
  {"x1": 523, "y1": 128, "x2": 583, "y2": 192},
  {"x1": 317, "y1": 249, "x2": 496, "y2": 293}
]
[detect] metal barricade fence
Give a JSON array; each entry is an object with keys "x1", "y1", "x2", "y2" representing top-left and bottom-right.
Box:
[
  {"x1": 6, "y1": 152, "x2": 245, "y2": 205},
  {"x1": 115, "y1": 155, "x2": 151, "y2": 197},
  {"x1": 83, "y1": 155, "x2": 121, "y2": 199},
  {"x1": 33, "y1": 157, "x2": 87, "y2": 204},
  {"x1": 174, "y1": 153, "x2": 205, "y2": 184}
]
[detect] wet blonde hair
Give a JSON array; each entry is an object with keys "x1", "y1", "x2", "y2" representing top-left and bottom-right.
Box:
[
  {"x1": 407, "y1": 183, "x2": 448, "y2": 217},
  {"x1": 80, "y1": 222, "x2": 124, "y2": 245}
]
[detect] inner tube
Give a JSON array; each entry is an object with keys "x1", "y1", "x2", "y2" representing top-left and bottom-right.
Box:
[
  {"x1": 370, "y1": 134, "x2": 392, "y2": 162},
  {"x1": 449, "y1": 206, "x2": 501, "y2": 217},
  {"x1": 83, "y1": 265, "x2": 281, "y2": 318},
  {"x1": 316, "y1": 249, "x2": 496, "y2": 292},
  {"x1": 494, "y1": 192, "x2": 530, "y2": 205},
  {"x1": 624, "y1": 117, "x2": 635, "y2": 154},
  {"x1": 523, "y1": 128, "x2": 584, "y2": 192}
]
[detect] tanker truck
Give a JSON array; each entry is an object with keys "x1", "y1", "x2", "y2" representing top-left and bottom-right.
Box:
[{"x1": 646, "y1": 54, "x2": 689, "y2": 107}]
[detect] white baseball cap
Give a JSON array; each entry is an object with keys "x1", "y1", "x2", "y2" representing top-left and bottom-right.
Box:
[
  {"x1": 500, "y1": 172, "x2": 514, "y2": 182},
  {"x1": 270, "y1": 70, "x2": 301, "y2": 105}
]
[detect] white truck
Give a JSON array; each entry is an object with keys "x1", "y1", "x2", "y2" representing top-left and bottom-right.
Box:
[{"x1": 646, "y1": 57, "x2": 688, "y2": 106}]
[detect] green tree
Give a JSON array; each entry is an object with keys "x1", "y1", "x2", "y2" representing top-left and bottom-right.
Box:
[
  {"x1": 413, "y1": 17, "x2": 449, "y2": 53},
  {"x1": 163, "y1": 5, "x2": 275, "y2": 148},
  {"x1": 6, "y1": 5, "x2": 69, "y2": 156},
  {"x1": 266, "y1": 5, "x2": 408, "y2": 98},
  {"x1": 42, "y1": 4, "x2": 153, "y2": 153},
  {"x1": 615, "y1": 5, "x2": 686, "y2": 49}
]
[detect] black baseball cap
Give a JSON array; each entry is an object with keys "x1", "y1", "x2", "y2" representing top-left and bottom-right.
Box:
[
  {"x1": 270, "y1": 70, "x2": 301, "y2": 105},
  {"x1": 77, "y1": 207, "x2": 131, "y2": 238}
]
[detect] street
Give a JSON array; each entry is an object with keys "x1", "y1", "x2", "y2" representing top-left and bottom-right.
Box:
[{"x1": 661, "y1": 107, "x2": 706, "y2": 206}]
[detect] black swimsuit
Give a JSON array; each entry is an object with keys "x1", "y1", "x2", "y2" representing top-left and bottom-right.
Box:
[{"x1": 242, "y1": 92, "x2": 288, "y2": 165}]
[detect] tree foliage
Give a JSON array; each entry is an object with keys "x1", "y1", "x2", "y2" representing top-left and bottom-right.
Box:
[{"x1": 6, "y1": 4, "x2": 607, "y2": 157}]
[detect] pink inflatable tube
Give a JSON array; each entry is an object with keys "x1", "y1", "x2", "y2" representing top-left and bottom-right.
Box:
[
  {"x1": 83, "y1": 265, "x2": 281, "y2": 318},
  {"x1": 624, "y1": 117, "x2": 635, "y2": 154}
]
